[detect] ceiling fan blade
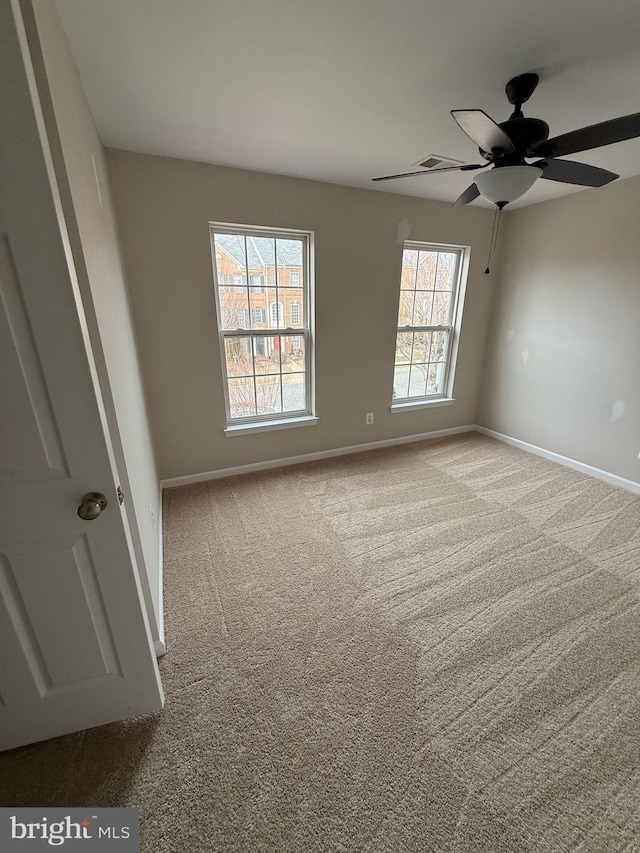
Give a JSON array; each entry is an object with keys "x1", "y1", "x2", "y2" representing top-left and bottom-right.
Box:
[
  {"x1": 534, "y1": 159, "x2": 619, "y2": 187},
  {"x1": 533, "y1": 112, "x2": 640, "y2": 158},
  {"x1": 372, "y1": 163, "x2": 483, "y2": 182},
  {"x1": 451, "y1": 110, "x2": 515, "y2": 154},
  {"x1": 454, "y1": 183, "x2": 480, "y2": 207}
]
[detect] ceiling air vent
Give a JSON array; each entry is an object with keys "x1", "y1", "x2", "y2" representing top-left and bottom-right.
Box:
[{"x1": 413, "y1": 154, "x2": 463, "y2": 170}]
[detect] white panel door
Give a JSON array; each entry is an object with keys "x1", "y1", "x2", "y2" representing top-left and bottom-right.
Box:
[{"x1": 0, "y1": 0, "x2": 163, "y2": 750}]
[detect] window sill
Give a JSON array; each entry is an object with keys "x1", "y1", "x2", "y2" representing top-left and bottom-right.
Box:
[
  {"x1": 224, "y1": 416, "x2": 319, "y2": 436},
  {"x1": 390, "y1": 398, "x2": 455, "y2": 413}
]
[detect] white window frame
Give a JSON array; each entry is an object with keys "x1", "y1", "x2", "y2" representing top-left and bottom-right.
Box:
[
  {"x1": 290, "y1": 270, "x2": 300, "y2": 286},
  {"x1": 210, "y1": 223, "x2": 316, "y2": 432},
  {"x1": 391, "y1": 241, "x2": 469, "y2": 411},
  {"x1": 290, "y1": 302, "x2": 300, "y2": 325}
]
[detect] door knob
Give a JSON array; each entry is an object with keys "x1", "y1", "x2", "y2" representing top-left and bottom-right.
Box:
[{"x1": 77, "y1": 492, "x2": 108, "y2": 520}]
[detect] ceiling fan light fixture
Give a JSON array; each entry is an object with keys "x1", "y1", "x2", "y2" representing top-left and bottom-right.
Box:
[{"x1": 475, "y1": 165, "x2": 543, "y2": 205}]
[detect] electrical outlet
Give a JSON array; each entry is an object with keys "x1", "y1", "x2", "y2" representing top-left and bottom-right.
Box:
[
  {"x1": 149, "y1": 503, "x2": 156, "y2": 529},
  {"x1": 365, "y1": 412, "x2": 374, "y2": 425}
]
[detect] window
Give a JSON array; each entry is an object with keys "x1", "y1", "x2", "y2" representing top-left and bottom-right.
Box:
[
  {"x1": 270, "y1": 301, "x2": 284, "y2": 327},
  {"x1": 211, "y1": 224, "x2": 314, "y2": 427},
  {"x1": 290, "y1": 302, "x2": 300, "y2": 325},
  {"x1": 290, "y1": 270, "x2": 299, "y2": 286},
  {"x1": 392, "y1": 242, "x2": 468, "y2": 406}
]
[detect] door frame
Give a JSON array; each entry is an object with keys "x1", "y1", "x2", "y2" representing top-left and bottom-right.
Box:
[{"x1": 18, "y1": 0, "x2": 164, "y2": 654}]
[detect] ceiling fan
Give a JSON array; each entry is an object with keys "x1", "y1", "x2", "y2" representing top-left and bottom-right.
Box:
[{"x1": 373, "y1": 73, "x2": 640, "y2": 208}]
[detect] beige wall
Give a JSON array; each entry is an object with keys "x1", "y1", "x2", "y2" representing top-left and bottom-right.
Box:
[
  {"x1": 105, "y1": 149, "x2": 497, "y2": 480},
  {"x1": 26, "y1": 2, "x2": 163, "y2": 636},
  {"x1": 478, "y1": 176, "x2": 640, "y2": 483}
]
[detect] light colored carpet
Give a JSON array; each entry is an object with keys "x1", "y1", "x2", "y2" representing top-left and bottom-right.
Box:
[{"x1": 1, "y1": 433, "x2": 640, "y2": 852}]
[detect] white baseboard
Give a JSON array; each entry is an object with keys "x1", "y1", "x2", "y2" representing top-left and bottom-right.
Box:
[
  {"x1": 474, "y1": 425, "x2": 640, "y2": 495},
  {"x1": 161, "y1": 422, "x2": 639, "y2": 496},
  {"x1": 161, "y1": 424, "x2": 475, "y2": 489},
  {"x1": 155, "y1": 497, "x2": 166, "y2": 657}
]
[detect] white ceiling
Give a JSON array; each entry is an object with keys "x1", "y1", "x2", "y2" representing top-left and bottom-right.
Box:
[{"x1": 55, "y1": 0, "x2": 640, "y2": 210}]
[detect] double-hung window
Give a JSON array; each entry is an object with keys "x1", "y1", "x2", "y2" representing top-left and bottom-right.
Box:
[
  {"x1": 211, "y1": 224, "x2": 315, "y2": 429},
  {"x1": 392, "y1": 242, "x2": 468, "y2": 407}
]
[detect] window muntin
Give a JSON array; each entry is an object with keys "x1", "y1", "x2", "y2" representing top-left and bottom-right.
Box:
[
  {"x1": 393, "y1": 243, "x2": 466, "y2": 404},
  {"x1": 211, "y1": 225, "x2": 313, "y2": 425}
]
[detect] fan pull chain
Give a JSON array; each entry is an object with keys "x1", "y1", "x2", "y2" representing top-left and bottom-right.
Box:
[{"x1": 484, "y1": 203, "x2": 505, "y2": 274}]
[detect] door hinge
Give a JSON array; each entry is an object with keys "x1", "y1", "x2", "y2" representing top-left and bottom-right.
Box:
[{"x1": 117, "y1": 486, "x2": 124, "y2": 505}]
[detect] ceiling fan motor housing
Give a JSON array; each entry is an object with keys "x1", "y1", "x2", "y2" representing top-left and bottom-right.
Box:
[{"x1": 480, "y1": 117, "x2": 550, "y2": 161}]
